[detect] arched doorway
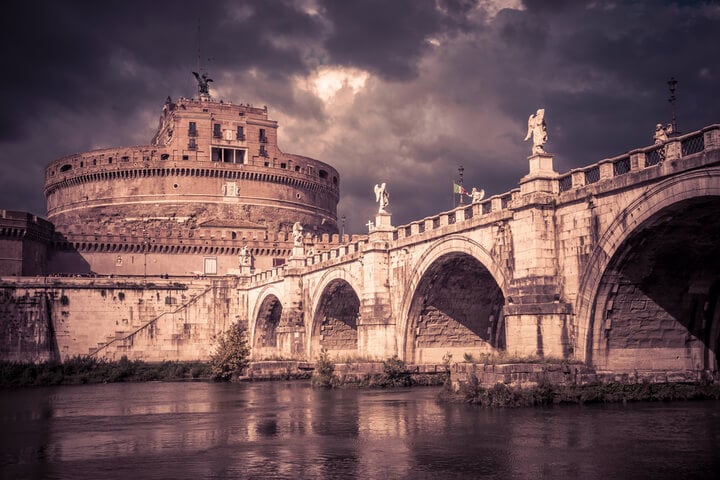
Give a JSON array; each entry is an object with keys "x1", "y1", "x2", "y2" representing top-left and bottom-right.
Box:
[{"x1": 405, "y1": 252, "x2": 505, "y2": 364}]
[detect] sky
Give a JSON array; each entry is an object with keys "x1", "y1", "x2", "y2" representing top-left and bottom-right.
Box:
[{"x1": 1, "y1": 0, "x2": 718, "y2": 234}]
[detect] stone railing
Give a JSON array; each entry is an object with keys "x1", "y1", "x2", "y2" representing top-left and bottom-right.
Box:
[
  {"x1": 556, "y1": 124, "x2": 718, "y2": 194},
  {"x1": 304, "y1": 238, "x2": 368, "y2": 268},
  {"x1": 393, "y1": 189, "x2": 519, "y2": 244},
  {"x1": 242, "y1": 123, "x2": 719, "y2": 284}
]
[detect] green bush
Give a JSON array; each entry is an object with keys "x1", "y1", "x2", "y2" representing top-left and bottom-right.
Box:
[
  {"x1": 209, "y1": 322, "x2": 250, "y2": 381},
  {"x1": 311, "y1": 349, "x2": 336, "y2": 388},
  {"x1": 378, "y1": 355, "x2": 411, "y2": 387}
]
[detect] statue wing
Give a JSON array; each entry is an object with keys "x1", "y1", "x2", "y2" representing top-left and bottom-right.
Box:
[
  {"x1": 374, "y1": 184, "x2": 381, "y2": 202},
  {"x1": 478, "y1": 189, "x2": 485, "y2": 201},
  {"x1": 523, "y1": 114, "x2": 534, "y2": 141},
  {"x1": 192, "y1": 71, "x2": 200, "y2": 81}
]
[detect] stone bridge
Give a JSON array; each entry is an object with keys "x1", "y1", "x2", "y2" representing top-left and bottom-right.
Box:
[{"x1": 244, "y1": 125, "x2": 720, "y2": 373}]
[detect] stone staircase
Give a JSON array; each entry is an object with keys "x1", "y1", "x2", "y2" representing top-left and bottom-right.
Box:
[{"x1": 88, "y1": 282, "x2": 216, "y2": 359}]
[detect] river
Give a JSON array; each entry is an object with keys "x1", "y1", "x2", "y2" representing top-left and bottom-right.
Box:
[{"x1": 1, "y1": 381, "x2": 718, "y2": 479}]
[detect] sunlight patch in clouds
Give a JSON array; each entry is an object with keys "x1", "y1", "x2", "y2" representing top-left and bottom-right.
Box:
[{"x1": 303, "y1": 66, "x2": 370, "y2": 102}]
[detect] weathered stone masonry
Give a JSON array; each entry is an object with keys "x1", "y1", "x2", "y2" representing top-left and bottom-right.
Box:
[{"x1": 1, "y1": 123, "x2": 718, "y2": 376}]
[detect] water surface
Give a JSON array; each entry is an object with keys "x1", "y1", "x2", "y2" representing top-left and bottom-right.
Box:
[{"x1": 1, "y1": 381, "x2": 719, "y2": 479}]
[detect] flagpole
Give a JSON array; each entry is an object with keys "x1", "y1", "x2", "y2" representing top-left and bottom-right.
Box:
[{"x1": 458, "y1": 165, "x2": 464, "y2": 207}]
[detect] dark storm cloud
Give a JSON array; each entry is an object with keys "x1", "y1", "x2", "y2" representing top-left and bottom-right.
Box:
[
  {"x1": 319, "y1": 0, "x2": 479, "y2": 79},
  {"x1": 0, "y1": 0, "x2": 718, "y2": 234}
]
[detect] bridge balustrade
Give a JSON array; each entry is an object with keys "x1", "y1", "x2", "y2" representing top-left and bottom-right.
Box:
[
  {"x1": 612, "y1": 156, "x2": 631, "y2": 175},
  {"x1": 584, "y1": 166, "x2": 600, "y2": 184},
  {"x1": 681, "y1": 133, "x2": 704, "y2": 156}
]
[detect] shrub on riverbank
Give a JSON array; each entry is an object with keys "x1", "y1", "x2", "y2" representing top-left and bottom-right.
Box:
[
  {"x1": 311, "y1": 353, "x2": 447, "y2": 388},
  {"x1": 441, "y1": 375, "x2": 720, "y2": 407},
  {"x1": 311, "y1": 349, "x2": 336, "y2": 388},
  {"x1": 210, "y1": 322, "x2": 250, "y2": 381},
  {"x1": 0, "y1": 356, "x2": 212, "y2": 388}
]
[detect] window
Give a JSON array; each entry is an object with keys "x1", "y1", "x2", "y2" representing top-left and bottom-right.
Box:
[
  {"x1": 319, "y1": 169, "x2": 328, "y2": 179},
  {"x1": 108, "y1": 157, "x2": 113, "y2": 164},
  {"x1": 259, "y1": 128, "x2": 267, "y2": 143},
  {"x1": 213, "y1": 147, "x2": 246, "y2": 163},
  {"x1": 121, "y1": 156, "x2": 130, "y2": 162},
  {"x1": 280, "y1": 163, "x2": 286, "y2": 169},
  {"x1": 236, "y1": 126, "x2": 245, "y2": 141},
  {"x1": 188, "y1": 138, "x2": 197, "y2": 150},
  {"x1": 60, "y1": 164, "x2": 72, "y2": 172},
  {"x1": 272, "y1": 258, "x2": 286, "y2": 267},
  {"x1": 160, "y1": 153, "x2": 170, "y2": 160},
  {"x1": 213, "y1": 123, "x2": 222, "y2": 138},
  {"x1": 182, "y1": 155, "x2": 189, "y2": 160},
  {"x1": 188, "y1": 121, "x2": 197, "y2": 136},
  {"x1": 204, "y1": 257, "x2": 217, "y2": 275},
  {"x1": 259, "y1": 145, "x2": 268, "y2": 157}
]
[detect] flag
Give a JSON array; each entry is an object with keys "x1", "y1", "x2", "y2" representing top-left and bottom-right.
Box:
[{"x1": 453, "y1": 182, "x2": 467, "y2": 195}]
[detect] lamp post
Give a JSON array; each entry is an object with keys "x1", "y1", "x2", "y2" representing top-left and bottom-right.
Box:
[
  {"x1": 668, "y1": 77, "x2": 678, "y2": 135},
  {"x1": 142, "y1": 217, "x2": 148, "y2": 281},
  {"x1": 457, "y1": 165, "x2": 465, "y2": 207}
]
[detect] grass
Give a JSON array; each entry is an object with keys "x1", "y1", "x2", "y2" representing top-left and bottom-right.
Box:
[
  {"x1": 0, "y1": 356, "x2": 212, "y2": 388},
  {"x1": 440, "y1": 375, "x2": 720, "y2": 407}
]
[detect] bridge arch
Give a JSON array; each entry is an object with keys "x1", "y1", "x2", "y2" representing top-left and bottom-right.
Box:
[
  {"x1": 399, "y1": 235, "x2": 509, "y2": 364},
  {"x1": 576, "y1": 168, "x2": 720, "y2": 372},
  {"x1": 308, "y1": 268, "x2": 362, "y2": 360},
  {"x1": 250, "y1": 286, "x2": 284, "y2": 360}
]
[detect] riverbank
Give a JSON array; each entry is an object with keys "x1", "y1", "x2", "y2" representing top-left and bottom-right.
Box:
[
  {"x1": 0, "y1": 357, "x2": 211, "y2": 387},
  {"x1": 246, "y1": 358, "x2": 448, "y2": 387},
  {"x1": 441, "y1": 377, "x2": 720, "y2": 406},
  {"x1": 445, "y1": 361, "x2": 720, "y2": 406}
]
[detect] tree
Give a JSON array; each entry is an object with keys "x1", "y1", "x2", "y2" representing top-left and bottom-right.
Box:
[{"x1": 210, "y1": 322, "x2": 250, "y2": 381}]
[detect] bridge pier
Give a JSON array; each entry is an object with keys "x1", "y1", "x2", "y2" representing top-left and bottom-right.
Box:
[
  {"x1": 504, "y1": 303, "x2": 573, "y2": 359},
  {"x1": 358, "y1": 213, "x2": 397, "y2": 359},
  {"x1": 277, "y1": 255, "x2": 306, "y2": 359}
]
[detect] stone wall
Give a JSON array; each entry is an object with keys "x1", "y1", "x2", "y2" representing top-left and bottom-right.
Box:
[
  {"x1": 450, "y1": 362, "x2": 705, "y2": 391},
  {"x1": 0, "y1": 277, "x2": 242, "y2": 363}
]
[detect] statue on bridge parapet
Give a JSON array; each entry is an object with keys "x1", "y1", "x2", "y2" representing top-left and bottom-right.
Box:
[
  {"x1": 292, "y1": 222, "x2": 304, "y2": 247},
  {"x1": 240, "y1": 245, "x2": 251, "y2": 266},
  {"x1": 470, "y1": 187, "x2": 485, "y2": 203},
  {"x1": 524, "y1": 108, "x2": 548, "y2": 155},
  {"x1": 654, "y1": 123, "x2": 673, "y2": 144},
  {"x1": 374, "y1": 183, "x2": 389, "y2": 214}
]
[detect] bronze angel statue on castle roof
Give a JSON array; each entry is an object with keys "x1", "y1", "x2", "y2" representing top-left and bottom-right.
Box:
[{"x1": 192, "y1": 71, "x2": 213, "y2": 96}]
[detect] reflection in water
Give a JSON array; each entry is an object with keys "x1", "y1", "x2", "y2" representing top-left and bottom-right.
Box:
[{"x1": 1, "y1": 381, "x2": 719, "y2": 479}]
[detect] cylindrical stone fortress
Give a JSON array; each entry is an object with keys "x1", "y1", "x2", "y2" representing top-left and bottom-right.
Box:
[{"x1": 44, "y1": 96, "x2": 339, "y2": 275}]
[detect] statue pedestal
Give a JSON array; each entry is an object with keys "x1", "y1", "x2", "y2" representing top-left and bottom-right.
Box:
[
  {"x1": 239, "y1": 265, "x2": 252, "y2": 275},
  {"x1": 520, "y1": 153, "x2": 557, "y2": 195},
  {"x1": 373, "y1": 212, "x2": 393, "y2": 232},
  {"x1": 291, "y1": 245, "x2": 305, "y2": 258}
]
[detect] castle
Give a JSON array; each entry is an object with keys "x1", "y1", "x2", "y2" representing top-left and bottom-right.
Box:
[{"x1": 2, "y1": 80, "x2": 342, "y2": 277}]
